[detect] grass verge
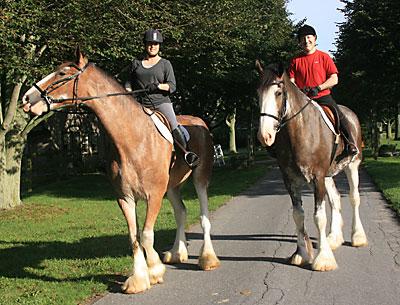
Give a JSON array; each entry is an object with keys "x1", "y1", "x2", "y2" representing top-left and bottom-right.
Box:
[
  {"x1": 363, "y1": 156, "x2": 400, "y2": 216},
  {"x1": 0, "y1": 164, "x2": 267, "y2": 305}
]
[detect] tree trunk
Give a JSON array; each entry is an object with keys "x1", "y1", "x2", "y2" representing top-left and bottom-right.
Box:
[
  {"x1": 387, "y1": 120, "x2": 393, "y2": 140},
  {"x1": 226, "y1": 111, "x2": 237, "y2": 154},
  {"x1": 0, "y1": 132, "x2": 25, "y2": 209},
  {"x1": 0, "y1": 77, "x2": 27, "y2": 209},
  {"x1": 370, "y1": 111, "x2": 380, "y2": 159}
]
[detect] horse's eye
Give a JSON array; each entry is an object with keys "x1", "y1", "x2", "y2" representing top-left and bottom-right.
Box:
[
  {"x1": 276, "y1": 91, "x2": 282, "y2": 97},
  {"x1": 58, "y1": 71, "x2": 66, "y2": 76}
]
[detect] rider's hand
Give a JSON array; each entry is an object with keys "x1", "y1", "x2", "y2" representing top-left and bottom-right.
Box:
[
  {"x1": 308, "y1": 86, "x2": 321, "y2": 97},
  {"x1": 145, "y1": 83, "x2": 159, "y2": 93}
]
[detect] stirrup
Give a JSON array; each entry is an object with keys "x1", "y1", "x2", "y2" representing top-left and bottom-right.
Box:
[
  {"x1": 335, "y1": 144, "x2": 359, "y2": 163},
  {"x1": 185, "y1": 151, "x2": 200, "y2": 169}
]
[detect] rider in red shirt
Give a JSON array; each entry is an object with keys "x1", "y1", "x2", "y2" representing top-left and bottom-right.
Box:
[{"x1": 288, "y1": 24, "x2": 358, "y2": 158}]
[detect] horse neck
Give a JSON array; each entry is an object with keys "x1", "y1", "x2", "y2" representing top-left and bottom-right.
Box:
[
  {"x1": 282, "y1": 82, "x2": 320, "y2": 142},
  {"x1": 79, "y1": 66, "x2": 148, "y2": 146}
]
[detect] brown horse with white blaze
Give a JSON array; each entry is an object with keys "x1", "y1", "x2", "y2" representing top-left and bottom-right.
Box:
[
  {"x1": 22, "y1": 50, "x2": 220, "y2": 293},
  {"x1": 256, "y1": 61, "x2": 367, "y2": 271}
]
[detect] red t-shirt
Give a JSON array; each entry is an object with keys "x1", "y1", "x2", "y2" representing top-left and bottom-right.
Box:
[{"x1": 288, "y1": 49, "x2": 338, "y2": 99}]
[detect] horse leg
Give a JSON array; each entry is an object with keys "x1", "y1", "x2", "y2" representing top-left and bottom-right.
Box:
[
  {"x1": 163, "y1": 187, "x2": 189, "y2": 264},
  {"x1": 325, "y1": 177, "x2": 344, "y2": 250},
  {"x1": 141, "y1": 193, "x2": 166, "y2": 285},
  {"x1": 312, "y1": 178, "x2": 338, "y2": 271},
  {"x1": 344, "y1": 159, "x2": 368, "y2": 247},
  {"x1": 118, "y1": 197, "x2": 151, "y2": 294},
  {"x1": 289, "y1": 188, "x2": 314, "y2": 266},
  {"x1": 194, "y1": 181, "x2": 220, "y2": 271}
]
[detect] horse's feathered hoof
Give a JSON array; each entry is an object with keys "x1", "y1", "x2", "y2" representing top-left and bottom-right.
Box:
[
  {"x1": 290, "y1": 253, "x2": 311, "y2": 266},
  {"x1": 312, "y1": 251, "x2": 338, "y2": 271},
  {"x1": 199, "y1": 253, "x2": 221, "y2": 271},
  {"x1": 327, "y1": 233, "x2": 344, "y2": 250},
  {"x1": 122, "y1": 273, "x2": 151, "y2": 294},
  {"x1": 163, "y1": 250, "x2": 188, "y2": 264},
  {"x1": 148, "y1": 263, "x2": 166, "y2": 285},
  {"x1": 352, "y1": 232, "x2": 368, "y2": 247}
]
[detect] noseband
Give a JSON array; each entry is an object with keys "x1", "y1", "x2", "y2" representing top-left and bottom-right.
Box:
[{"x1": 259, "y1": 79, "x2": 312, "y2": 131}]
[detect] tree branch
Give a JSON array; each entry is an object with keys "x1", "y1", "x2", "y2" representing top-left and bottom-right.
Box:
[{"x1": 0, "y1": 75, "x2": 27, "y2": 137}]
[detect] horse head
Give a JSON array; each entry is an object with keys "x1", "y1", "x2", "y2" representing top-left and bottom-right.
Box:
[
  {"x1": 255, "y1": 61, "x2": 287, "y2": 147},
  {"x1": 22, "y1": 47, "x2": 90, "y2": 116}
]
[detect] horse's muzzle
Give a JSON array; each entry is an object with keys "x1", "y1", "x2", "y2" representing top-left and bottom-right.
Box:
[{"x1": 257, "y1": 129, "x2": 275, "y2": 147}]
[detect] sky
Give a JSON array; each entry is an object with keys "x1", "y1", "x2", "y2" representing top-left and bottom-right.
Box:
[{"x1": 286, "y1": 0, "x2": 346, "y2": 55}]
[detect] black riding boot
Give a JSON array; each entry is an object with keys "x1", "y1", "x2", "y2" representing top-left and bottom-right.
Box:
[
  {"x1": 315, "y1": 95, "x2": 358, "y2": 161},
  {"x1": 336, "y1": 116, "x2": 358, "y2": 161},
  {"x1": 172, "y1": 127, "x2": 200, "y2": 168}
]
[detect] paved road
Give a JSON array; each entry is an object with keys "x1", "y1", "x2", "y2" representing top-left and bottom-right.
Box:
[{"x1": 93, "y1": 165, "x2": 400, "y2": 305}]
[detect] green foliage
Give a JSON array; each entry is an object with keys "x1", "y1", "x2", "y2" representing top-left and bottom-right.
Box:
[
  {"x1": 1, "y1": 0, "x2": 297, "y2": 123},
  {"x1": 334, "y1": 0, "x2": 400, "y2": 122},
  {"x1": 0, "y1": 165, "x2": 267, "y2": 304}
]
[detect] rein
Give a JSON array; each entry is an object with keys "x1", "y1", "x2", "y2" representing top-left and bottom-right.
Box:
[{"x1": 260, "y1": 80, "x2": 312, "y2": 131}]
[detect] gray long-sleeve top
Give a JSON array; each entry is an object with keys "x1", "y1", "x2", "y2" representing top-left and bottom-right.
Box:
[{"x1": 129, "y1": 58, "x2": 176, "y2": 107}]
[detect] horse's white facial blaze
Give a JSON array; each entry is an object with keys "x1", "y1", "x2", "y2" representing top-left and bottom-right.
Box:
[
  {"x1": 22, "y1": 72, "x2": 58, "y2": 116},
  {"x1": 258, "y1": 86, "x2": 280, "y2": 146},
  {"x1": 22, "y1": 72, "x2": 56, "y2": 105}
]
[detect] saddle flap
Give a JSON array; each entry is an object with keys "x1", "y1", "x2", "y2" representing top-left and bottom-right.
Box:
[
  {"x1": 142, "y1": 107, "x2": 174, "y2": 144},
  {"x1": 320, "y1": 105, "x2": 335, "y2": 125},
  {"x1": 312, "y1": 101, "x2": 340, "y2": 135}
]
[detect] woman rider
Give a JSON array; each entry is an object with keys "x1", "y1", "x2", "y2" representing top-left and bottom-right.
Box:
[{"x1": 126, "y1": 29, "x2": 199, "y2": 168}]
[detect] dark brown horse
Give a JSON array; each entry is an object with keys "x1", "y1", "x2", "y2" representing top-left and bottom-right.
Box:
[
  {"x1": 256, "y1": 61, "x2": 367, "y2": 271},
  {"x1": 22, "y1": 50, "x2": 220, "y2": 293}
]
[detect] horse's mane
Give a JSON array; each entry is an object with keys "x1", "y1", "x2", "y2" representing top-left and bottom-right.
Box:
[
  {"x1": 282, "y1": 73, "x2": 306, "y2": 103},
  {"x1": 58, "y1": 60, "x2": 132, "y2": 95},
  {"x1": 91, "y1": 63, "x2": 129, "y2": 92},
  {"x1": 261, "y1": 63, "x2": 308, "y2": 105}
]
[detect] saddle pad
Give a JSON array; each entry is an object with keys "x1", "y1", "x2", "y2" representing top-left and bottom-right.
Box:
[
  {"x1": 312, "y1": 101, "x2": 339, "y2": 136},
  {"x1": 150, "y1": 113, "x2": 174, "y2": 144}
]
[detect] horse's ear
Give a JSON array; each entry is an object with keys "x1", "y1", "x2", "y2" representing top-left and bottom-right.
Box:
[
  {"x1": 255, "y1": 59, "x2": 265, "y2": 77},
  {"x1": 75, "y1": 45, "x2": 88, "y2": 67}
]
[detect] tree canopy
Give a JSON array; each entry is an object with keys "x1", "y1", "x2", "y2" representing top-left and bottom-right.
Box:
[{"x1": 334, "y1": 0, "x2": 400, "y2": 123}]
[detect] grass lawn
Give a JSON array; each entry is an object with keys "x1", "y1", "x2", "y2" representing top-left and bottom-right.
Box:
[
  {"x1": 363, "y1": 156, "x2": 400, "y2": 215},
  {"x1": 0, "y1": 164, "x2": 268, "y2": 305}
]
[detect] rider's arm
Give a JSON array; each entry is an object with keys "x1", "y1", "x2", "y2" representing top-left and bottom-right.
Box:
[{"x1": 318, "y1": 73, "x2": 338, "y2": 91}]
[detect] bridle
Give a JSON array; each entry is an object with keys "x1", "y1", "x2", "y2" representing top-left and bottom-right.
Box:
[
  {"x1": 31, "y1": 62, "x2": 147, "y2": 113},
  {"x1": 32, "y1": 63, "x2": 89, "y2": 112},
  {"x1": 259, "y1": 79, "x2": 312, "y2": 131}
]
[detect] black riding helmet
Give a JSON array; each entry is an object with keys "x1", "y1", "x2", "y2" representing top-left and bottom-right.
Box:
[
  {"x1": 297, "y1": 24, "x2": 317, "y2": 40},
  {"x1": 143, "y1": 29, "x2": 163, "y2": 43}
]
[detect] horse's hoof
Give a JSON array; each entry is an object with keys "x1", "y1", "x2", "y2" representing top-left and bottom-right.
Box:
[
  {"x1": 290, "y1": 253, "x2": 309, "y2": 266},
  {"x1": 122, "y1": 274, "x2": 151, "y2": 294},
  {"x1": 312, "y1": 252, "x2": 338, "y2": 271},
  {"x1": 148, "y1": 263, "x2": 166, "y2": 285},
  {"x1": 163, "y1": 250, "x2": 188, "y2": 264},
  {"x1": 327, "y1": 233, "x2": 344, "y2": 250},
  {"x1": 199, "y1": 253, "x2": 220, "y2": 271},
  {"x1": 352, "y1": 232, "x2": 368, "y2": 247}
]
